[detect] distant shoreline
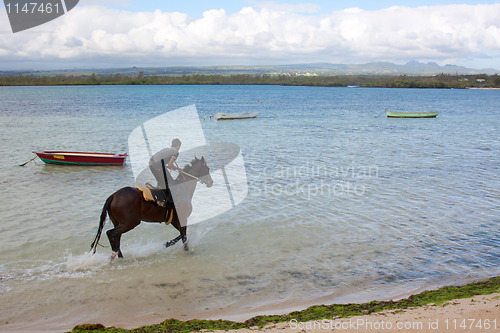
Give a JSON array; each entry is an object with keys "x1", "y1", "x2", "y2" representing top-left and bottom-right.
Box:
[{"x1": 1, "y1": 73, "x2": 500, "y2": 89}]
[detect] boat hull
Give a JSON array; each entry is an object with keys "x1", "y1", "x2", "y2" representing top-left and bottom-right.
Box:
[
  {"x1": 34, "y1": 151, "x2": 127, "y2": 166},
  {"x1": 385, "y1": 110, "x2": 439, "y2": 118},
  {"x1": 215, "y1": 112, "x2": 258, "y2": 120}
]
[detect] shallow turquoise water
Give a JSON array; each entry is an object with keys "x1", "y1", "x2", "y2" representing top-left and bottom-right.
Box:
[{"x1": 0, "y1": 85, "x2": 498, "y2": 329}]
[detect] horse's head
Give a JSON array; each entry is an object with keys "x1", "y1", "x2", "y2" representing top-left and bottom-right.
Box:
[{"x1": 187, "y1": 156, "x2": 213, "y2": 188}]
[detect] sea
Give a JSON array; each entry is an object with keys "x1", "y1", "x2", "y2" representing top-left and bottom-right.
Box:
[{"x1": 0, "y1": 85, "x2": 499, "y2": 331}]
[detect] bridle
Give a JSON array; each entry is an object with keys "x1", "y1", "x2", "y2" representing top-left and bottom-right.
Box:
[{"x1": 176, "y1": 162, "x2": 210, "y2": 185}]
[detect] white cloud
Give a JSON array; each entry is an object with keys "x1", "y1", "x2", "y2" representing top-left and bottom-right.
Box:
[
  {"x1": 1, "y1": 4, "x2": 500, "y2": 69},
  {"x1": 250, "y1": 1, "x2": 321, "y2": 14}
]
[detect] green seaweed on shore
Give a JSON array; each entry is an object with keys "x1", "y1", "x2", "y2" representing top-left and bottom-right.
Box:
[
  {"x1": 72, "y1": 319, "x2": 247, "y2": 333},
  {"x1": 71, "y1": 277, "x2": 500, "y2": 333}
]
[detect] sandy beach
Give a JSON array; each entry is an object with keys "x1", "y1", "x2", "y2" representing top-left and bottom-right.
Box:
[
  {"x1": 2, "y1": 280, "x2": 499, "y2": 332},
  {"x1": 206, "y1": 293, "x2": 500, "y2": 333}
]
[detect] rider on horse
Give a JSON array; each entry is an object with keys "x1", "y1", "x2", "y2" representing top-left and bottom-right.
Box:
[{"x1": 148, "y1": 138, "x2": 182, "y2": 207}]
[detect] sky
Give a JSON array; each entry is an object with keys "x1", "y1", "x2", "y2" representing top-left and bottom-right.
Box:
[{"x1": 1, "y1": 0, "x2": 500, "y2": 70}]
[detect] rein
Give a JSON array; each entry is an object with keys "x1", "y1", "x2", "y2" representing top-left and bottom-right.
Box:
[
  {"x1": 181, "y1": 169, "x2": 209, "y2": 185},
  {"x1": 175, "y1": 161, "x2": 201, "y2": 181},
  {"x1": 180, "y1": 170, "x2": 199, "y2": 180}
]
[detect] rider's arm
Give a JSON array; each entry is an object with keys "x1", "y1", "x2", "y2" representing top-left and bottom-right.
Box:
[{"x1": 167, "y1": 155, "x2": 178, "y2": 170}]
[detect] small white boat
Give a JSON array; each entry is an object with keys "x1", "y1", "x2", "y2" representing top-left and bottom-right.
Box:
[
  {"x1": 385, "y1": 110, "x2": 439, "y2": 118},
  {"x1": 215, "y1": 112, "x2": 258, "y2": 120}
]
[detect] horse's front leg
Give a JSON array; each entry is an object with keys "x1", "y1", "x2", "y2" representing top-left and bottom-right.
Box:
[
  {"x1": 180, "y1": 226, "x2": 188, "y2": 251},
  {"x1": 165, "y1": 226, "x2": 188, "y2": 251},
  {"x1": 165, "y1": 235, "x2": 182, "y2": 248}
]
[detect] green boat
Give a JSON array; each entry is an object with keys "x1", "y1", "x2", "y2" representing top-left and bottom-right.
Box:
[{"x1": 385, "y1": 110, "x2": 439, "y2": 118}]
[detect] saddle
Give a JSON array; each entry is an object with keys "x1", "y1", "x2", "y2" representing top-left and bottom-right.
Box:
[{"x1": 135, "y1": 185, "x2": 175, "y2": 225}]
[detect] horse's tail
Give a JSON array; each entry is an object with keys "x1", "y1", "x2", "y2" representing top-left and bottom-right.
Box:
[{"x1": 90, "y1": 195, "x2": 113, "y2": 254}]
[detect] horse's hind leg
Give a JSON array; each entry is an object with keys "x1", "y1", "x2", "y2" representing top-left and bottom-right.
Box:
[
  {"x1": 103, "y1": 186, "x2": 142, "y2": 259},
  {"x1": 107, "y1": 224, "x2": 135, "y2": 259},
  {"x1": 107, "y1": 227, "x2": 123, "y2": 259}
]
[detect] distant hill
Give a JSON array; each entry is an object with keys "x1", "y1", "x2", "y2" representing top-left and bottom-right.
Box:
[
  {"x1": 1, "y1": 61, "x2": 498, "y2": 77},
  {"x1": 272, "y1": 61, "x2": 499, "y2": 75}
]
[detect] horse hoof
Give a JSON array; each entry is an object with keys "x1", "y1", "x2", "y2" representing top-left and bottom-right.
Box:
[{"x1": 110, "y1": 251, "x2": 118, "y2": 260}]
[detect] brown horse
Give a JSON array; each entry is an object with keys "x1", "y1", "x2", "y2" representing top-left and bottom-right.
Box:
[{"x1": 90, "y1": 156, "x2": 213, "y2": 259}]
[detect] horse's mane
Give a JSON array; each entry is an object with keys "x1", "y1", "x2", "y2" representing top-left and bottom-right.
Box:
[
  {"x1": 175, "y1": 157, "x2": 203, "y2": 182},
  {"x1": 182, "y1": 157, "x2": 199, "y2": 173}
]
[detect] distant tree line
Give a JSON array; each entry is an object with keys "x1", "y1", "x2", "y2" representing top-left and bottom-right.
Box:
[{"x1": 0, "y1": 72, "x2": 499, "y2": 89}]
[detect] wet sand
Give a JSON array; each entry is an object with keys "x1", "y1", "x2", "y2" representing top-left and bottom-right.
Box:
[
  {"x1": 3, "y1": 293, "x2": 499, "y2": 333},
  {"x1": 207, "y1": 293, "x2": 500, "y2": 333},
  {"x1": 3, "y1": 288, "x2": 499, "y2": 332}
]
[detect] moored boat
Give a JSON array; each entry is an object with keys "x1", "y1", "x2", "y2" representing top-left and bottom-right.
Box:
[
  {"x1": 215, "y1": 112, "x2": 258, "y2": 120},
  {"x1": 34, "y1": 151, "x2": 128, "y2": 166},
  {"x1": 385, "y1": 110, "x2": 439, "y2": 118}
]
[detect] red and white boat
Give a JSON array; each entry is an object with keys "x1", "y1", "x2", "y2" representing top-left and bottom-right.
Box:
[{"x1": 34, "y1": 151, "x2": 127, "y2": 166}]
